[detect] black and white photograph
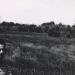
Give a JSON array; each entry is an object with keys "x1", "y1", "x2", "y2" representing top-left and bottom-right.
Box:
[{"x1": 0, "y1": 0, "x2": 75, "y2": 75}]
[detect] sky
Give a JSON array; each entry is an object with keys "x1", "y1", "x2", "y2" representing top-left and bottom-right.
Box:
[{"x1": 0, "y1": 0, "x2": 75, "y2": 25}]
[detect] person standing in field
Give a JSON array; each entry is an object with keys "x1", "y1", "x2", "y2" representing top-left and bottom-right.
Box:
[{"x1": 0, "y1": 39, "x2": 6, "y2": 65}]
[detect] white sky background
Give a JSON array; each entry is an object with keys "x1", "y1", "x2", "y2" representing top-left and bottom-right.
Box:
[{"x1": 0, "y1": 0, "x2": 75, "y2": 25}]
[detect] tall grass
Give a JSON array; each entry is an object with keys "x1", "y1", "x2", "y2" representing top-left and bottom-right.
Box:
[{"x1": 0, "y1": 34, "x2": 75, "y2": 75}]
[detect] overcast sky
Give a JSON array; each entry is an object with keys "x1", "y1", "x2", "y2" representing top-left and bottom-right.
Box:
[{"x1": 0, "y1": 0, "x2": 75, "y2": 25}]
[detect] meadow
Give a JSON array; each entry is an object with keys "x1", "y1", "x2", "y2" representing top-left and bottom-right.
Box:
[{"x1": 0, "y1": 32, "x2": 75, "y2": 75}]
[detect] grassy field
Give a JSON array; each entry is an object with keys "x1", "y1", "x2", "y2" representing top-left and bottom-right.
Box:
[{"x1": 0, "y1": 33, "x2": 75, "y2": 75}]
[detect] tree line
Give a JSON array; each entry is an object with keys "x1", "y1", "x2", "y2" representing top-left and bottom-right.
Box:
[{"x1": 0, "y1": 21, "x2": 75, "y2": 38}]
